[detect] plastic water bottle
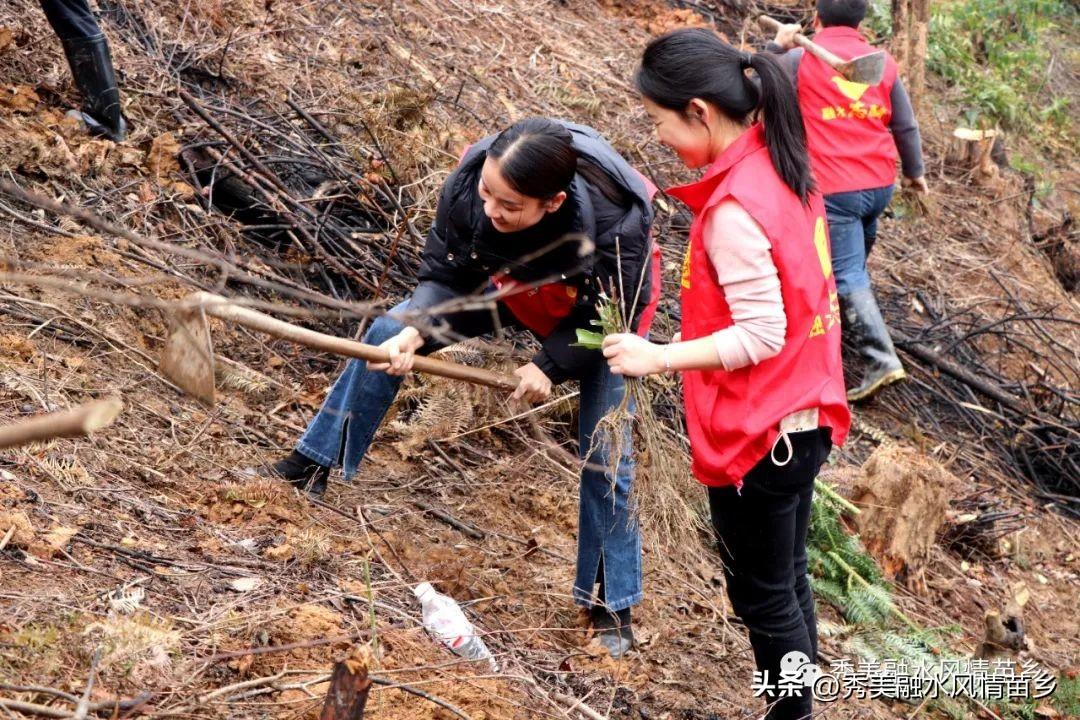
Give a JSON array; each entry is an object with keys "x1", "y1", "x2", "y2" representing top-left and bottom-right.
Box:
[{"x1": 414, "y1": 582, "x2": 497, "y2": 671}]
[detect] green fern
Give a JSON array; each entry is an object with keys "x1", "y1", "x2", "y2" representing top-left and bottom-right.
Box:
[
  {"x1": 842, "y1": 587, "x2": 888, "y2": 626},
  {"x1": 810, "y1": 482, "x2": 988, "y2": 716},
  {"x1": 810, "y1": 576, "x2": 848, "y2": 609}
]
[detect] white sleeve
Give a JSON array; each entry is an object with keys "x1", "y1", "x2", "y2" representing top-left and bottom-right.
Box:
[{"x1": 701, "y1": 199, "x2": 787, "y2": 371}]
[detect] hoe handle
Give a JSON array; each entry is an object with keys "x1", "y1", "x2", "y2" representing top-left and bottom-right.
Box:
[
  {"x1": 193, "y1": 293, "x2": 521, "y2": 392},
  {"x1": 757, "y1": 15, "x2": 848, "y2": 72},
  {"x1": 0, "y1": 398, "x2": 123, "y2": 450}
]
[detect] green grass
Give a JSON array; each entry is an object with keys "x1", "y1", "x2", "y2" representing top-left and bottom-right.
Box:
[{"x1": 869, "y1": 0, "x2": 1076, "y2": 141}]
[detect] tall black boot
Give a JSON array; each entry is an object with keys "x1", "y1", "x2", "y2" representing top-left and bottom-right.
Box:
[
  {"x1": 268, "y1": 450, "x2": 330, "y2": 497},
  {"x1": 59, "y1": 34, "x2": 128, "y2": 141},
  {"x1": 839, "y1": 287, "x2": 906, "y2": 402}
]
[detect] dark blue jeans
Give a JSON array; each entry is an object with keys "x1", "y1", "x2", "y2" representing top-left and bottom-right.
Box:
[
  {"x1": 824, "y1": 186, "x2": 895, "y2": 296},
  {"x1": 296, "y1": 282, "x2": 642, "y2": 611}
]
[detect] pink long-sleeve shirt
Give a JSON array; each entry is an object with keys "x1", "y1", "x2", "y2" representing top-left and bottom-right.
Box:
[{"x1": 701, "y1": 199, "x2": 787, "y2": 370}]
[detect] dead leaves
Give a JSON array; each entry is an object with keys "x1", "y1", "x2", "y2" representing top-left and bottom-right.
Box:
[
  {"x1": 146, "y1": 132, "x2": 196, "y2": 199},
  {"x1": 0, "y1": 85, "x2": 39, "y2": 113},
  {"x1": 0, "y1": 333, "x2": 38, "y2": 362},
  {"x1": 0, "y1": 509, "x2": 80, "y2": 558},
  {"x1": 147, "y1": 132, "x2": 181, "y2": 178}
]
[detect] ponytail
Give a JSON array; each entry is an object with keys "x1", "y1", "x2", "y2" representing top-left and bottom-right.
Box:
[
  {"x1": 576, "y1": 159, "x2": 629, "y2": 207},
  {"x1": 636, "y1": 28, "x2": 814, "y2": 204},
  {"x1": 746, "y1": 52, "x2": 815, "y2": 204}
]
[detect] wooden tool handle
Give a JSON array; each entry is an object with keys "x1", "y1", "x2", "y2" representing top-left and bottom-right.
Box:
[
  {"x1": 192, "y1": 293, "x2": 521, "y2": 392},
  {"x1": 0, "y1": 398, "x2": 123, "y2": 450},
  {"x1": 757, "y1": 15, "x2": 847, "y2": 71}
]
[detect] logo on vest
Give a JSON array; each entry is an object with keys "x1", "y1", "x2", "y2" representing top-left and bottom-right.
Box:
[
  {"x1": 810, "y1": 292, "x2": 842, "y2": 339},
  {"x1": 831, "y1": 76, "x2": 869, "y2": 101},
  {"x1": 821, "y1": 77, "x2": 887, "y2": 122},
  {"x1": 680, "y1": 244, "x2": 692, "y2": 289},
  {"x1": 813, "y1": 217, "x2": 832, "y2": 279}
]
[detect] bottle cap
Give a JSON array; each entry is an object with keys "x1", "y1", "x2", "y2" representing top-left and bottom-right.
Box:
[{"x1": 413, "y1": 582, "x2": 435, "y2": 600}]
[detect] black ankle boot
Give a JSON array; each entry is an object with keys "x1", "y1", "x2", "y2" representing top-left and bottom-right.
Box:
[
  {"x1": 60, "y1": 34, "x2": 128, "y2": 141},
  {"x1": 270, "y1": 450, "x2": 330, "y2": 497},
  {"x1": 840, "y1": 287, "x2": 906, "y2": 402},
  {"x1": 590, "y1": 605, "x2": 634, "y2": 658}
]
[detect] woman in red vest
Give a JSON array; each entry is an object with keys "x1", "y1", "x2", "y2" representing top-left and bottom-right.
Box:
[{"x1": 603, "y1": 29, "x2": 851, "y2": 719}]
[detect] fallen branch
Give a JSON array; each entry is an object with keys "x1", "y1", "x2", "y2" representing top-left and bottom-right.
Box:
[
  {"x1": 413, "y1": 499, "x2": 485, "y2": 539},
  {"x1": 894, "y1": 331, "x2": 1059, "y2": 423},
  {"x1": 204, "y1": 632, "x2": 370, "y2": 664},
  {"x1": 0, "y1": 180, "x2": 368, "y2": 317},
  {"x1": 0, "y1": 693, "x2": 154, "y2": 719},
  {"x1": 369, "y1": 677, "x2": 473, "y2": 720}
]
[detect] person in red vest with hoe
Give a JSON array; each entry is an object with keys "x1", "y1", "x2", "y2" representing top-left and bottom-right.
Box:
[
  {"x1": 769, "y1": 0, "x2": 928, "y2": 401},
  {"x1": 603, "y1": 28, "x2": 851, "y2": 720}
]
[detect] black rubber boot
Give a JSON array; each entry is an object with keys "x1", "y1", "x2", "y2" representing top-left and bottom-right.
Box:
[
  {"x1": 590, "y1": 604, "x2": 634, "y2": 658},
  {"x1": 589, "y1": 564, "x2": 634, "y2": 658},
  {"x1": 59, "y1": 34, "x2": 128, "y2": 141},
  {"x1": 269, "y1": 450, "x2": 330, "y2": 497},
  {"x1": 840, "y1": 287, "x2": 906, "y2": 402}
]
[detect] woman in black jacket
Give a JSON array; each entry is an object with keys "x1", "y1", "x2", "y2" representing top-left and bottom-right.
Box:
[{"x1": 269, "y1": 117, "x2": 659, "y2": 657}]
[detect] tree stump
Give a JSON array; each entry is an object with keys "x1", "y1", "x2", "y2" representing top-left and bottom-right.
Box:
[
  {"x1": 948, "y1": 127, "x2": 1001, "y2": 185},
  {"x1": 320, "y1": 655, "x2": 371, "y2": 720},
  {"x1": 976, "y1": 582, "x2": 1030, "y2": 660}
]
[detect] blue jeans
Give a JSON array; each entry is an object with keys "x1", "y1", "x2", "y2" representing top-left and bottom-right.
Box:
[
  {"x1": 296, "y1": 283, "x2": 642, "y2": 611},
  {"x1": 824, "y1": 186, "x2": 895, "y2": 296}
]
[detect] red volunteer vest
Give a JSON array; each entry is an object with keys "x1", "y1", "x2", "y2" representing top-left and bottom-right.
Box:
[
  {"x1": 494, "y1": 172, "x2": 662, "y2": 338},
  {"x1": 666, "y1": 125, "x2": 850, "y2": 488},
  {"x1": 797, "y1": 26, "x2": 899, "y2": 196}
]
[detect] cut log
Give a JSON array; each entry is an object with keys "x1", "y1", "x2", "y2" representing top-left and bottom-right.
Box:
[
  {"x1": 976, "y1": 609, "x2": 1027, "y2": 660},
  {"x1": 850, "y1": 444, "x2": 951, "y2": 589},
  {"x1": 320, "y1": 656, "x2": 371, "y2": 720},
  {"x1": 0, "y1": 398, "x2": 123, "y2": 450}
]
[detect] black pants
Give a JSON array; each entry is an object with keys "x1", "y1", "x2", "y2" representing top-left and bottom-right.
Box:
[
  {"x1": 709, "y1": 428, "x2": 832, "y2": 720},
  {"x1": 39, "y1": 0, "x2": 101, "y2": 41}
]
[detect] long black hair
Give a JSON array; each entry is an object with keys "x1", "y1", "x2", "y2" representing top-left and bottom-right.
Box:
[
  {"x1": 635, "y1": 28, "x2": 814, "y2": 204},
  {"x1": 487, "y1": 117, "x2": 627, "y2": 206}
]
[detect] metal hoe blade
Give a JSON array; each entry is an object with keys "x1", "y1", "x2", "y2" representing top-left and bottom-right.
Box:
[
  {"x1": 160, "y1": 305, "x2": 216, "y2": 406},
  {"x1": 843, "y1": 50, "x2": 886, "y2": 85}
]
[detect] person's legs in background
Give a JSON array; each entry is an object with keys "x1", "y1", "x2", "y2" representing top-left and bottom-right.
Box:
[
  {"x1": 573, "y1": 356, "x2": 641, "y2": 658},
  {"x1": 39, "y1": 0, "x2": 128, "y2": 140},
  {"x1": 825, "y1": 188, "x2": 905, "y2": 403},
  {"x1": 708, "y1": 428, "x2": 832, "y2": 720}
]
